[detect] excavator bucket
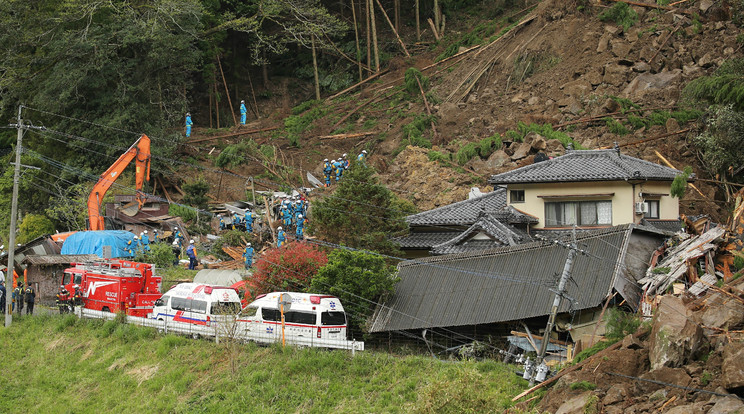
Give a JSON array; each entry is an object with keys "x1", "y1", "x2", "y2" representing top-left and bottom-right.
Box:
[{"x1": 120, "y1": 201, "x2": 140, "y2": 217}]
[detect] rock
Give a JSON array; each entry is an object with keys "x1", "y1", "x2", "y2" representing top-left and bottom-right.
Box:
[
  {"x1": 561, "y1": 79, "x2": 592, "y2": 98},
  {"x1": 722, "y1": 342, "x2": 744, "y2": 391},
  {"x1": 699, "y1": 0, "x2": 713, "y2": 12},
  {"x1": 603, "y1": 63, "x2": 630, "y2": 87},
  {"x1": 622, "y1": 333, "x2": 643, "y2": 349},
  {"x1": 583, "y1": 69, "x2": 603, "y2": 86},
  {"x1": 602, "y1": 385, "x2": 627, "y2": 406},
  {"x1": 698, "y1": 53, "x2": 715, "y2": 67},
  {"x1": 684, "y1": 362, "x2": 703, "y2": 377},
  {"x1": 485, "y1": 150, "x2": 511, "y2": 169},
  {"x1": 611, "y1": 39, "x2": 632, "y2": 58},
  {"x1": 665, "y1": 117, "x2": 680, "y2": 133},
  {"x1": 458, "y1": 46, "x2": 469, "y2": 54},
  {"x1": 510, "y1": 142, "x2": 532, "y2": 161},
  {"x1": 633, "y1": 61, "x2": 651, "y2": 72},
  {"x1": 683, "y1": 65, "x2": 702, "y2": 77},
  {"x1": 597, "y1": 33, "x2": 611, "y2": 53},
  {"x1": 724, "y1": 47, "x2": 735, "y2": 56},
  {"x1": 626, "y1": 28, "x2": 640, "y2": 43},
  {"x1": 604, "y1": 25, "x2": 621, "y2": 35},
  {"x1": 708, "y1": 395, "x2": 744, "y2": 414},
  {"x1": 622, "y1": 69, "x2": 682, "y2": 100},
  {"x1": 527, "y1": 96, "x2": 540, "y2": 106},
  {"x1": 557, "y1": 97, "x2": 582, "y2": 115},
  {"x1": 700, "y1": 291, "x2": 744, "y2": 330},
  {"x1": 556, "y1": 391, "x2": 596, "y2": 414},
  {"x1": 666, "y1": 404, "x2": 708, "y2": 414},
  {"x1": 638, "y1": 367, "x2": 692, "y2": 393},
  {"x1": 438, "y1": 102, "x2": 458, "y2": 122},
  {"x1": 599, "y1": 97, "x2": 621, "y2": 114},
  {"x1": 604, "y1": 407, "x2": 624, "y2": 414},
  {"x1": 649, "y1": 295, "x2": 704, "y2": 370},
  {"x1": 511, "y1": 92, "x2": 528, "y2": 103},
  {"x1": 546, "y1": 139, "x2": 565, "y2": 156},
  {"x1": 530, "y1": 135, "x2": 547, "y2": 151}
]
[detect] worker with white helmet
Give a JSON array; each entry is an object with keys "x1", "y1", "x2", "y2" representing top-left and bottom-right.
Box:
[
  {"x1": 323, "y1": 158, "x2": 332, "y2": 187},
  {"x1": 358, "y1": 149, "x2": 367, "y2": 162},
  {"x1": 295, "y1": 214, "x2": 305, "y2": 241},
  {"x1": 333, "y1": 158, "x2": 343, "y2": 182},
  {"x1": 239, "y1": 100, "x2": 247, "y2": 125},
  {"x1": 141, "y1": 230, "x2": 151, "y2": 252},
  {"x1": 173, "y1": 227, "x2": 183, "y2": 247},
  {"x1": 186, "y1": 239, "x2": 197, "y2": 270},
  {"x1": 185, "y1": 113, "x2": 193, "y2": 137},
  {"x1": 277, "y1": 226, "x2": 286, "y2": 248},
  {"x1": 243, "y1": 242, "x2": 254, "y2": 270},
  {"x1": 171, "y1": 240, "x2": 181, "y2": 266},
  {"x1": 342, "y1": 153, "x2": 350, "y2": 170}
]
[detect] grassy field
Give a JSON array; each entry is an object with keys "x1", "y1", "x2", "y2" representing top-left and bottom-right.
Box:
[{"x1": 0, "y1": 313, "x2": 540, "y2": 413}]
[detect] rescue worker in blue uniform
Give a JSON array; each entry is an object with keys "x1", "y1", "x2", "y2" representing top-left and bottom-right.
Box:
[
  {"x1": 333, "y1": 158, "x2": 343, "y2": 182},
  {"x1": 152, "y1": 229, "x2": 160, "y2": 244},
  {"x1": 282, "y1": 203, "x2": 292, "y2": 227},
  {"x1": 186, "y1": 239, "x2": 197, "y2": 270},
  {"x1": 218, "y1": 215, "x2": 227, "y2": 231},
  {"x1": 141, "y1": 231, "x2": 151, "y2": 252},
  {"x1": 277, "y1": 226, "x2": 286, "y2": 248},
  {"x1": 342, "y1": 153, "x2": 350, "y2": 170},
  {"x1": 244, "y1": 210, "x2": 254, "y2": 233},
  {"x1": 242, "y1": 243, "x2": 254, "y2": 269},
  {"x1": 358, "y1": 149, "x2": 367, "y2": 162},
  {"x1": 295, "y1": 214, "x2": 305, "y2": 241},
  {"x1": 174, "y1": 227, "x2": 183, "y2": 248},
  {"x1": 323, "y1": 158, "x2": 332, "y2": 187},
  {"x1": 233, "y1": 213, "x2": 242, "y2": 230},
  {"x1": 133, "y1": 235, "x2": 142, "y2": 255},
  {"x1": 185, "y1": 113, "x2": 193, "y2": 137},
  {"x1": 240, "y1": 100, "x2": 247, "y2": 125},
  {"x1": 126, "y1": 236, "x2": 136, "y2": 256}
]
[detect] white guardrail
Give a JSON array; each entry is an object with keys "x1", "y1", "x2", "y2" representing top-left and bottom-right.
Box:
[{"x1": 78, "y1": 308, "x2": 365, "y2": 353}]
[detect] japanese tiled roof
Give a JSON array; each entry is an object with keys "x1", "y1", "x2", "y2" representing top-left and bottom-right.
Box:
[
  {"x1": 431, "y1": 211, "x2": 532, "y2": 255},
  {"x1": 369, "y1": 224, "x2": 668, "y2": 333},
  {"x1": 489, "y1": 149, "x2": 683, "y2": 184},
  {"x1": 393, "y1": 232, "x2": 459, "y2": 249},
  {"x1": 406, "y1": 187, "x2": 537, "y2": 226}
]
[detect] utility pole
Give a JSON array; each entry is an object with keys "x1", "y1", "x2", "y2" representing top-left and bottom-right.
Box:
[
  {"x1": 528, "y1": 227, "x2": 585, "y2": 385},
  {"x1": 6, "y1": 106, "x2": 24, "y2": 327}
]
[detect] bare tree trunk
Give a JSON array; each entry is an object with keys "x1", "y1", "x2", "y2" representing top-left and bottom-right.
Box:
[
  {"x1": 369, "y1": 0, "x2": 380, "y2": 72},
  {"x1": 351, "y1": 0, "x2": 363, "y2": 82},
  {"x1": 208, "y1": 81, "x2": 213, "y2": 129},
  {"x1": 415, "y1": 0, "x2": 420, "y2": 41},
  {"x1": 375, "y1": 0, "x2": 410, "y2": 57},
  {"x1": 394, "y1": 0, "x2": 400, "y2": 34},
  {"x1": 311, "y1": 35, "x2": 321, "y2": 100},
  {"x1": 366, "y1": 0, "x2": 372, "y2": 75},
  {"x1": 434, "y1": 0, "x2": 440, "y2": 32}
]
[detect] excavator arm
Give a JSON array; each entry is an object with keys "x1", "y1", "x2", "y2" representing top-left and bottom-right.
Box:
[{"x1": 87, "y1": 134, "x2": 151, "y2": 231}]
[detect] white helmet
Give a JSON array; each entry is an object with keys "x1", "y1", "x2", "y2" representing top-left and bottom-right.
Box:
[
  {"x1": 362, "y1": 150, "x2": 367, "y2": 154},
  {"x1": 247, "y1": 243, "x2": 251, "y2": 247},
  {"x1": 134, "y1": 236, "x2": 139, "y2": 240},
  {"x1": 144, "y1": 230, "x2": 148, "y2": 234},
  {"x1": 277, "y1": 226, "x2": 282, "y2": 230},
  {"x1": 241, "y1": 100, "x2": 245, "y2": 103},
  {"x1": 298, "y1": 214, "x2": 303, "y2": 218},
  {"x1": 190, "y1": 239, "x2": 195, "y2": 244},
  {"x1": 172, "y1": 241, "x2": 178, "y2": 245},
  {"x1": 343, "y1": 153, "x2": 348, "y2": 157},
  {"x1": 174, "y1": 227, "x2": 178, "y2": 230},
  {"x1": 324, "y1": 158, "x2": 328, "y2": 162},
  {"x1": 0, "y1": 245, "x2": 4, "y2": 249}
]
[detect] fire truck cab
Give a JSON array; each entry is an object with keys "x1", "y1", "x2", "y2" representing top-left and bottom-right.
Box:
[
  {"x1": 62, "y1": 259, "x2": 162, "y2": 317},
  {"x1": 236, "y1": 292, "x2": 348, "y2": 342}
]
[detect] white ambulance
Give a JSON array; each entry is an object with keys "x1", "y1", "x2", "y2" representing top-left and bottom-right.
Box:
[
  {"x1": 236, "y1": 292, "x2": 348, "y2": 343},
  {"x1": 149, "y1": 283, "x2": 241, "y2": 326}
]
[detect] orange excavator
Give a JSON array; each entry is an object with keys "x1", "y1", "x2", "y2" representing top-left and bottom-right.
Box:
[{"x1": 87, "y1": 134, "x2": 151, "y2": 231}]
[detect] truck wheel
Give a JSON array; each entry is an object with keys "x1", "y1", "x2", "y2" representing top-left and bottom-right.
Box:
[
  {"x1": 102, "y1": 307, "x2": 110, "y2": 313},
  {"x1": 191, "y1": 333, "x2": 200, "y2": 340},
  {"x1": 157, "y1": 318, "x2": 165, "y2": 333}
]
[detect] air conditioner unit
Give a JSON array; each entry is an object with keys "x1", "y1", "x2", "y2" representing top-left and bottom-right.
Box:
[{"x1": 635, "y1": 202, "x2": 648, "y2": 215}]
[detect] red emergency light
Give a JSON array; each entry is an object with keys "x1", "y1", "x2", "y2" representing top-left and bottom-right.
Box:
[{"x1": 310, "y1": 295, "x2": 321, "y2": 304}]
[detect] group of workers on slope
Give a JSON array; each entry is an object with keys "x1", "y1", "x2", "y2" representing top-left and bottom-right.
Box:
[
  {"x1": 126, "y1": 227, "x2": 184, "y2": 258},
  {"x1": 322, "y1": 150, "x2": 367, "y2": 187},
  {"x1": 219, "y1": 209, "x2": 257, "y2": 233},
  {"x1": 5, "y1": 280, "x2": 36, "y2": 315},
  {"x1": 185, "y1": 100, "x2": 251, "y2": 137},
  {"x1": 275, "y1": 195, "x2": 308, "y2": 247},
  {"x1": 55, "y1": 285, "x2": 82, "y2": 314}
]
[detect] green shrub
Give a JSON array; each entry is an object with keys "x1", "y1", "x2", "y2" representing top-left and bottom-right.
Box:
[
  {"x1": 569, "y1": 381, "x2": 597, "y2": 391},
  {"x1": 573, "y1": 340, "x2": 613, "y2": 364},
  {"x1": 169, "y1": 204, "x2": 197, "y2": 223},
  {"x1": 605, "y1": 308, "x2": 641, "y2": 341},
  {"x1": 611, "y1": 96, "x2": 641, "y2": 113},
  {"x1": 734, "y1": 255, "x2": 744, "y2": 271},
  {"x1": 404, "y1": 68, "x2": 429, "y2": 96},
  {"x1": 671, "y1": 166, "x2": 693, "y2": 198},
  {"x1": 478, "y1": 134, "x2": 502, "y2": 157},
  {"x1": 285, "y1": 102, "x2": 328, "y2": 147},
  {"x1": 651, "y1": 266, "x2": 671, "y2": 274},
  {"x1": 402, "y1": 114, "x2": 435, "y2": 149},
  {"x1": 648, "y1": 110, "x2": 671, "y2": 126},
  {"x1": 291, "y1": 99, "x2": 321, "y2": 115},
  {"x1": 626, "y1": 115, "x2": 648, "y2": 130},
  {"x1": 605, "y1": 117, "x2": 630, "y2": 135},
  {"x1": 671, "y1": 109, "x2": 703, "y2": 124},
  {"x1": 427, "y1": 150, "x2": 450, "y2": 163},
  {"x1": 456, "y1": 142, "x2": 479, "y2": 165},
  {"x1": 505, "y1": 122, "x2": 583, "y2": 149},
  {"x1": 599, "y1": 2, "x2": 638, "y2": 31}
]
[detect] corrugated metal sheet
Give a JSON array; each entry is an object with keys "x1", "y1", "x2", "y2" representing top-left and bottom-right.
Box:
[
  {"x1": 369, "y1": 225, "x2": 652, "y2": 333},
  {"x1": 193, "y1": 269, "x2": 243, "y2": 286}
]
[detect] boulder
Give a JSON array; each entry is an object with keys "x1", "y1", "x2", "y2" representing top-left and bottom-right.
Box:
[
  {"x1": 721, "y1": 342, "x2": 744, "y2": 391},
  {"x1": 603, "y1": 63, "x2": 630, "y2": 87},
  {"x1": 649, "y1": 295, "x2": 704, "y2": 370},
  {"x1": 530, "y1": 135, "x2": 547, "y2": 151},
  {"x1": 602, "y1": 385, "x2": 627, "y2": 406},
  {"x1": 708, "y1": 395, "x2": 744, "y2": 414},
  {"x1": 438, "y1": 102, "x2": 459, "y2": 125},
  {"x1": 622, "y1": 333, "x2": 643, "y2": 349},
  {"x1": 638, "y1": 367, "x2": 692, "y2": 393},
  {"x1": 546, "y1": 139, "x2": 565, "y2": 156},
  {"x1": 485, "y1": 150, "x2": 511, "y2": 169},
  {"x1": 700, "y1": 292, "x2": 744, "y2": 330},
  {"x1": 597, "y1": 33, "x2": 611, "y2": 53},
  {"x1": 610, "y1": 39, "x2": 632, "y2": 58},
  {"x1": 556, "y1": 392, "x2": 596, "y2": 414},
  {"x1": 667, "y1": 403, "x2": 711, "y2": 414},
  {"x1": 561, "y1": 79, "x2": 593, "y2": 98},
  {"x1": 697, "y1": 52, "x2": 715, "y2": 67},
  {"x1": 510, "y1": 142, "x2": 532, "y2": 161},
  {"x1": 622, "y1": 69, "x2": 682, "y2": 100},
  {"x1": 665, "y1": 117, "x2": 680, "y2": 133},
  {"x1": 633, "y1": 61, "x2": 651, "y2": 73},
  {"x1": 557, "y1": 96, "x2": 582, "y2": 115},
  {"x1": 599, "y1": 97, "x2": 621, "y2": 114}
]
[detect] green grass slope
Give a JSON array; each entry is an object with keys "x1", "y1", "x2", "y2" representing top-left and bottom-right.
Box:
[{"x1": 1, "y1": 314, "x2": 536, "y2": 413}]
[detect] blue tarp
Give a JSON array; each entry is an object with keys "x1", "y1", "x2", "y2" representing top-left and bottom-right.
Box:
[{"x1": 60, "y1": 230, "x2": 136, "y2": 258}]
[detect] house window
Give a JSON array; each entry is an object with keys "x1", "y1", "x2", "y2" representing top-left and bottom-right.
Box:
[
  {"x1": 644, "y1": 200, "x2": 660, "y2": 219},
  {"x1": 545, "y1": 201, "x2": 612, "y2": 227},
  {"x1": 510, "y1": 190, "x2": 525, "y2": 203}
]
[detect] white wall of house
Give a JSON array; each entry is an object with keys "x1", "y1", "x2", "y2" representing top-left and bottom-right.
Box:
[{"x1": 506, "y1": 181, "x2": 678, "y2": 229}]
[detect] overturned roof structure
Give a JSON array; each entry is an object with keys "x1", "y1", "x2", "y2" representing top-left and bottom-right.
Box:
[{"x1": 369, "y1": 224, "x2": 667, "y2": 333}]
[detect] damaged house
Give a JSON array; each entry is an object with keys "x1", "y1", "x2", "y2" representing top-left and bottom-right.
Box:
[{"x1": 377, "y1": 148, "x2": 689, "y2": 351}]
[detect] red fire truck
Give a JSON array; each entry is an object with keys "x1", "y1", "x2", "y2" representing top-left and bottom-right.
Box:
[{"x1": 62, "y1": 259, "x2": 162, "y2": 317}]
